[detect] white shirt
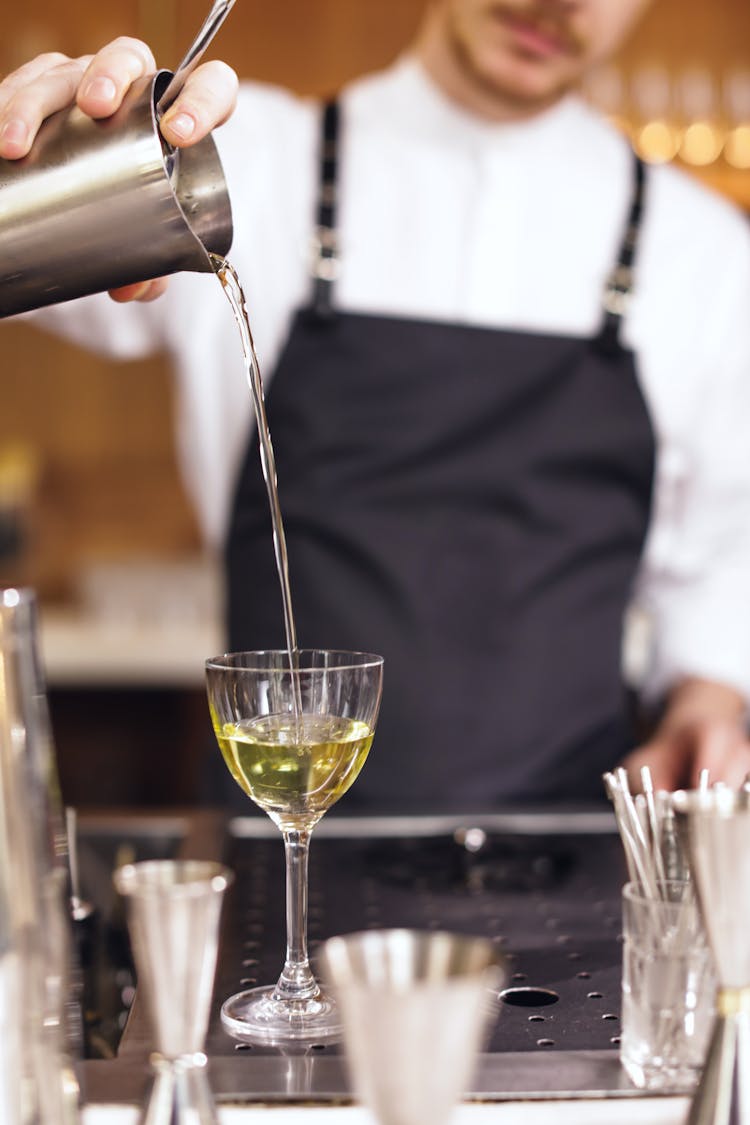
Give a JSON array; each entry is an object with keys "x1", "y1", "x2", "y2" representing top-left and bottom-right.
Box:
[{"x1": 30, "y1": 55, "x2": 750, "y2": 705}]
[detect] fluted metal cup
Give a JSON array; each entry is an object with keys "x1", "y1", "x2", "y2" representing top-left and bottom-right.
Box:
[
  {"x1": 320, "y1": 929, "x2": 505, "y2": 1125},
  {"x1": 0, "y1": 69, "x2": 233, "y2": 318},
  {"x1": 114, "y1": 859, "x2": 233, "y2": 1125},
  {"x1": 672, "y1": 788, "x2": 750, "y2": 1125}
]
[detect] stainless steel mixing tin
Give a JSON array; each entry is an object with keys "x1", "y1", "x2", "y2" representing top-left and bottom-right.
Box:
[{"x1": 0, "y1": 69, "x2": 233, "y2": 318}]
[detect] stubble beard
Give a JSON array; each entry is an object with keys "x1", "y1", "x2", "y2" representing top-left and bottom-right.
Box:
[{"x1": 444, "y1": 3, "x2": 585, "y2": 120}]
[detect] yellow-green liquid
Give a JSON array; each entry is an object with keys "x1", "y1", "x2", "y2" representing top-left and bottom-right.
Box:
[{"x1": 214, "y1": 713, "x2": 373, "y2": 830}]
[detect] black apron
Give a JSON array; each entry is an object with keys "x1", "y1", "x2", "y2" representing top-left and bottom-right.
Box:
[{"x1": 225, "y1": 102, "x2": 654, "y2": 810}]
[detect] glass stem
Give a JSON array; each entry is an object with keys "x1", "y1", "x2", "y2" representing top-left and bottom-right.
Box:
[{"x1": 274, "y1": 829, "x2": 319, "y2": 1001}]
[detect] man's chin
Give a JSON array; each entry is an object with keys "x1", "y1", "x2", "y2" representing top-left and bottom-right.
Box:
[
  {"x1": 445, "y1": 17, "x2": 579, "y2": 120},
  {"x1": 472, "y1": 59, "x2": 575, "y2": 116}
]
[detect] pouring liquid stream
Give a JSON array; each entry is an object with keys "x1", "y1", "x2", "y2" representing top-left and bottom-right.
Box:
[{"x1": 212, "y1": 254, "x2": 302, "y2": 720}]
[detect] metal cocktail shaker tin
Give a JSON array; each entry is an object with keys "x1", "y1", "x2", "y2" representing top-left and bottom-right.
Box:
[{"x1": 0, "y1": 69, "x2": 233, "y2": 318}]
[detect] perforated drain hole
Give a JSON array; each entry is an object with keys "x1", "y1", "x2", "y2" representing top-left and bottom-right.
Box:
[
  {"x1": 536, "y1": 1038, "x2": 555, "y2": 1048},
  {"x1": 234, "y1": 1043, "x2": 252, "y2": 1052},
  {"x1": 528, "y1": 1014, "x2": 546, "y2": 1023},
  {"x1": 500, "y1": 987, "x2": 559, "y2": 1008}
]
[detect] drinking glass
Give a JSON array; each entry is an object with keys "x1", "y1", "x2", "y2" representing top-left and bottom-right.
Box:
[
  {"x1": 620, "y1": 880, "x2": 715, "y2": 1090},
  {"x1": 205, "y1": 649, "x2": 383, "y2": 1043}
]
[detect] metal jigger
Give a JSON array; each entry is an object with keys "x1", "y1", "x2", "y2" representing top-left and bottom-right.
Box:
[
  {"x1": 114, "y1": 860, "x2": 233, "y2": 1125},
  {"x1": 320, "y1": 929, "x2": 505, "y2": 1125},
  {"x1": 672, "y1": 788, "x2": 750, "y2": 1125}
]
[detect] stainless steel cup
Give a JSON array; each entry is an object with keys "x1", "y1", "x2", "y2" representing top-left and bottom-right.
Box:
[
  {"x1": 320, "y1": 929, "x2": 505, "y2": 1125},
  {"x1": 0, "y1": 69, "x2": 233, "y2": 318}
]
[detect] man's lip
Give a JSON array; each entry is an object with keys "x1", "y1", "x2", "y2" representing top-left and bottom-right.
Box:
[{"x1": 492, "y1": 9, "x2": 580, "y2": 59}]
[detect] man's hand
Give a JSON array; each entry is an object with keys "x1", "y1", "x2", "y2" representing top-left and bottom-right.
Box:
[
  {"x1": 0, "y1": 37, "x2": 238, "y2": 301},
  {"x1": 621, "y1": 678, "x2": 750, "y2": 791}
]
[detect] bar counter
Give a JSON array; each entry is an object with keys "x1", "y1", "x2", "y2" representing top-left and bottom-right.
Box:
[
  {"x1": 81, "y1": 1097, "x2": 689, "y2": 1123},
  {"x1": 75, "y1": 807, "x2": 695, "y2": 1125}
]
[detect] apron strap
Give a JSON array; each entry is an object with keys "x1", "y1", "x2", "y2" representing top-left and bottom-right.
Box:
[
  {"x1": 310, "y1": 99, "x2": 340, "y2": 318},
  {"x1": 596, "y1": 153, "x2": 647, "y2": 355},
  {"x1": 310, "y1": 100, "x2": 647, "y2": 347}
]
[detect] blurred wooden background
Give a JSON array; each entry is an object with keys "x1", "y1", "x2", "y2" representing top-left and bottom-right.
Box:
[
  {"x1": 1, "y1": 0, "x2": 748, "y2": 809},
  {"x1": 1, "y1": 0, "x2": 748, "y2": 604}
]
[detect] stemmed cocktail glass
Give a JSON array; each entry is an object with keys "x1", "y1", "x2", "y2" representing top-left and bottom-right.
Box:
[{"x1": 205, "y1": 649, "x2": 383, "y2": 1044}]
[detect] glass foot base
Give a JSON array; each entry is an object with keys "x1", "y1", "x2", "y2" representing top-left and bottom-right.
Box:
[
  {"x1": 621, "y1": 1051, "x2": 702, "y2": 1092},
  {"x1": 220, "y1": 986, "x2": 342, "y2": 1044}
]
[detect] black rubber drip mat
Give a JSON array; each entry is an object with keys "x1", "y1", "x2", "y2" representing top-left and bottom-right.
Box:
[{"x1": 205, "y1": 824, "x2": 627, "y2": 1059}]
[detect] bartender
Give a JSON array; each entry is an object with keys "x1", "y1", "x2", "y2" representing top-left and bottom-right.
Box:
[{"x1": 2, "y1": 0, "x2": 750, "y2": 808}]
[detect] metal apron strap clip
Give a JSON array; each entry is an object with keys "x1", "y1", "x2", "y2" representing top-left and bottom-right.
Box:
[
  {"x1": 310, "y1": 99, "x2": 341, "y2": 319},
  {"x1": 597, "y1": 154, "x2": 647, "y2": 356}
]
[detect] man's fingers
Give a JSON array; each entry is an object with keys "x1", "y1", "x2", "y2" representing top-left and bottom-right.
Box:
[
  {"x1": 621, "y1": 742, "x2": 684, "y2": 793},
  {"x1": 0, "y1": 36, "x2": 155, "y2": 160},
  {"x1": 688, "y1": 721, "x2": 750, "y2": 790},
  {"x1": 159, "y1": 60, "x2": 238, "y2": 146},
  {"x1": 76, "y1": 37, "x2": 156, "y2": 118},
  {"x1": 0, "y1": 56, "x2": 90, "y2": 157},
  {"x1": 1, "y1": 42, "x2": 236, "y2": 161},
  {"x1": 108, "y1": 278, "x2": 169, "y2": 303},
  {"x1": 0, "y1": 51, "x2": 74, "y2": 111}
]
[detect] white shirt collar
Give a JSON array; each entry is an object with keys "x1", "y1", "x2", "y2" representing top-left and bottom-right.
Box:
[{"x1": 347, "y1": 52, "x2": 590, "y2": 158}]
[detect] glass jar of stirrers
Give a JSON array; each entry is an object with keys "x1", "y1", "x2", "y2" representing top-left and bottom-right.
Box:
[{"x1": 604, "y1": 767, "x2": 717, "y2": 1092}]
